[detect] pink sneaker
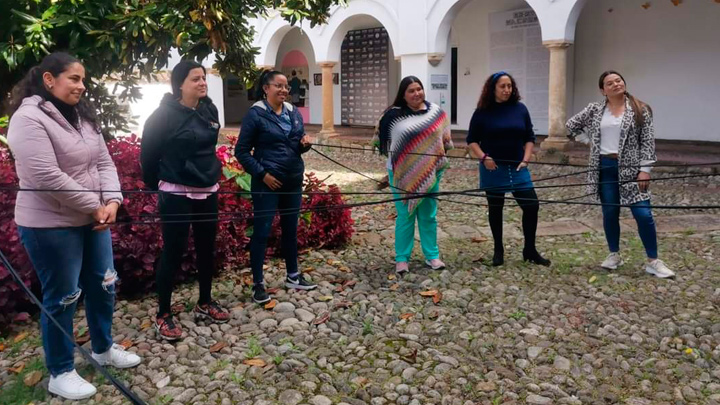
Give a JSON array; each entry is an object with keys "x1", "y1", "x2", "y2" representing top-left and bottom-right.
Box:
[
  {"x1": 395, "y1": 262, "x2": 409, "y2": 274},
  {"x1": 425, "y1": 259, "x2": 446, "y2": 270}
]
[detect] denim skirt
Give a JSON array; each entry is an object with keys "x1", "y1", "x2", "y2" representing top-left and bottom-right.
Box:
[{"x1": 479, "y1": 163, "x2": 534, "y2": 193}]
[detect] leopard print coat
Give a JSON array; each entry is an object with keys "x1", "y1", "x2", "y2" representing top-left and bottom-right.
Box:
[{"x1": 566, "y1": 98, "x2": 657, "y2": 206}]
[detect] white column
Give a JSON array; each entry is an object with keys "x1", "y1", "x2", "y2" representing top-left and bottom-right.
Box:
[
  {"x1": 207, "y1": 70, "x2": 225, "y2": 128},
  {"x1": 540, "y1": 41, "x2": 573, "y2": 151},
  {"x1": 318, "y1": 61, "x2": 339, "y2": 139}
]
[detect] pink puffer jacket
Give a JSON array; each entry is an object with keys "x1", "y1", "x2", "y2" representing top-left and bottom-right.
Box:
[{"x1": 8, "y1": 96, "x2": 123, "y2": 228}]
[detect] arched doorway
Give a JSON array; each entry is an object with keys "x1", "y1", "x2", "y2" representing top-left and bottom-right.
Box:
[
  {"x1": 280, "y1": 50, "x2": 310, "y2": 123},
  {"x1": 326, "y1": 14, "x2": 400, "y2": 128},
  {"x1": 429, "y1": 0, "x2": 547, "y2": 132},
  {"x1": 274, "y1": 27, "x2": 317, "y2": 124}
]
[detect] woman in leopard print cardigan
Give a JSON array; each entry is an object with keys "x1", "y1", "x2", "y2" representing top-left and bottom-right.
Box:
[{"x1": 566, "y1": 70, "x2": 674, "y2": 279}]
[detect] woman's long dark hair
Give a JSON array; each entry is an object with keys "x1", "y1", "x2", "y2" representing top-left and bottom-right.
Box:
[
  {"x1": 254, "y1": 70, "x2": 284, "y2": 100},
  {"x1": 391, "y1": 76, "x2": 424, "y2": 109},
  {"x1": 377, "y1": 76, "x2": 425, "y2": 156},
  {"x1": 8, "y1": 52, "x2": 98, "y2": 128},
  {"x1": 477, "y1": 71, "x2": 521, "y2": 110},
  {"x1": 599, "y1": 70, "x2": 652, "y2": 128}
]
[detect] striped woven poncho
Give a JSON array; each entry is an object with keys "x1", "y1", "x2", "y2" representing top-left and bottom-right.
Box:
[{"x1": 378, "y1": 101, "x2": 452, "y2": 213}]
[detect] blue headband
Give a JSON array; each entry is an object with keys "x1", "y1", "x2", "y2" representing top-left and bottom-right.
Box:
[{"x1": 491, "y1": 71, "x2": 508, "y2": 81}]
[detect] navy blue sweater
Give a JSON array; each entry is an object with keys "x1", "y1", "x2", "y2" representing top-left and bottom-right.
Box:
[{"x1": 466, "y1": 102, "x2": 536, "y2": 164}]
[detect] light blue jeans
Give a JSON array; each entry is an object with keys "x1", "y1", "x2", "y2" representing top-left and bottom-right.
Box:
[
  {"x1": 18, "y1": 225, "x2": 116, "y2": 376},
  {"x1": 599, "y1": 157, "x2": 658, "y2": 258}
]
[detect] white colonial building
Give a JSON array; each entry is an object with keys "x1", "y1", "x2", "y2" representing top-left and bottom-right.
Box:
[{"x1": 131, "y1": 0, "x2": 720, "y2": 146}]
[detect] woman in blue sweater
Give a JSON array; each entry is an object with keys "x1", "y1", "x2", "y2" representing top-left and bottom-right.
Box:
[
  {"x1": 235, "y1": 70, "x2": 317, "y2": 304},
  {"x1": 467, "y1": 71, "x2": 550, "y2": 267}
]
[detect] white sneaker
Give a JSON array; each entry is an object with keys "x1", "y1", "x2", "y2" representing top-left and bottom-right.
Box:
[
  {"x1": 425, "y1": 259, "x2": 446, "y2": 270},
  {"x1": 92, "y1": 343, "x2": 142, "y2": 369},
  {"x1": 645, "y1": 259, "x2": 676, "y2": 279},
  {"x1": 601, "y1": 253, "x2": 624, "y2": 270},
  {"x1": 48, "y1": 369, "x2": 97, "y2": 400}
]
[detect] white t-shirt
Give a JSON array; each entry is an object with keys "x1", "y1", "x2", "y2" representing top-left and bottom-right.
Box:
[
  {"x1": 600, "y1": 107, "x2": 622, "y2": 155},
  {"x1": 600, "y1": 106, "x2": 652, "y2": 173}
]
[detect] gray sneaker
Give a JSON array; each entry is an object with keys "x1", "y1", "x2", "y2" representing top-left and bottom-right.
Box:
[
  {"x1": 645, "y1": 259, "x2": 675, "y2": 279},
  {"x1": 601, "y1": 253, "x2": 624, "y2": 270}
]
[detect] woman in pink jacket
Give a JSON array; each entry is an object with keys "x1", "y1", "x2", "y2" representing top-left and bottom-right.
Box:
[{"x1": 7, "y1": 52, "x2": 141, "y2": 400}]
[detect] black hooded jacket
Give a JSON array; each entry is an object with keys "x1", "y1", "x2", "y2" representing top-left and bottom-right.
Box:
[{"x1": 140, "y1": 93, "x2": 222, "y2": 190}]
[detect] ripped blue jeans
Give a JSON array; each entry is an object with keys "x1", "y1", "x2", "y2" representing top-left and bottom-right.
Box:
[{"x1": 18, "y1": 225, "x2": 116, "y2": 376}]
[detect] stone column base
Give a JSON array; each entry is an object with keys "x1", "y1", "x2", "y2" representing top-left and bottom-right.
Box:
[
  {"x1": 317, "y1": 130, "x2": 340, "y2": 141},
  {"x1": 540, "y1": 137, "x2": 571, "y2": 152}
]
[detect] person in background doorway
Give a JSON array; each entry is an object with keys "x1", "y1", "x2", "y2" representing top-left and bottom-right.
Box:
[
  {"x1": 299, "y1": 79, "x2": 308, "y2": 107},
  {"x1": 467, "y1": 71, "x2": 550, "y2": 267},
  {"x1": 289, "y1": 70, "x2": 301, "y2": 106},
  {"x1": 566, "y1": 70, "x2": 674, "y2": 279}
]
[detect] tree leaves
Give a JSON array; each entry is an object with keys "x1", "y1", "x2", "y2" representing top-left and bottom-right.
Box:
[
  {"x1": 209, "y1": 341, "x2": 227, "y2": 353},
  {"x1": 243, "y1": 358, "x2": 266, "y2": 367},
  {"x1": 9, "y1": 362, "x2": 25, "y2": 374},
  {"x1": 264, "y1": 300, "x2": 277, "y2": 310},
  {"x1": 23, "y1": 370, "x2": 42, "y2": 387},
  {"x1": 420, "y1": 290, "x2": 442, "y2": 305},
  {"x1": 12, "y1": 331, "x2": 28, "y2": 344},
  {"x1": 312, "y1": 311, "x2": 330, "y2": 325},
  {"x1": 0, "y1": 0, "x2": 347, "y2": 130}
]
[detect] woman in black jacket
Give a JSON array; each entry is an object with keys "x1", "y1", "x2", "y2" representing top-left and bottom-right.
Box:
[
  {"x1": 141, "y1": 61, "x2": 229, "y2": 341},
  {"x1": 235, "y1": 70, "x2": 316, "y2": 304}
]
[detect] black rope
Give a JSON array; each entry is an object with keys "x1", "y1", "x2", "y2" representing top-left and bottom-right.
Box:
[
  {"x1": 311, "y1": 147, "x2": 483, "y2": 209},
  {"x1": 317, "y1": 143, "x2": 720, "y2": 169},
  {"x1": 1, "y1": 169, "x2": 717, "y2": 226},
  {"x1": 0, "y1": 249, "x2": 147, "y2": 405}
]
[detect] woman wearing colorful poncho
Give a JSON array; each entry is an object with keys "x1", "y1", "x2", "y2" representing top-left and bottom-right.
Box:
[{"x1": 377, "y1": 76, "x2": 453, "y2": 274}]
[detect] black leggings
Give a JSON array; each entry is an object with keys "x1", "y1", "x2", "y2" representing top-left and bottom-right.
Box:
[
  {"x1": 156, "y1": 192, "x2": 218, "y2": 315},
  {"x1": 485, "y1": 188, "x2": 540, "y2": 253}
]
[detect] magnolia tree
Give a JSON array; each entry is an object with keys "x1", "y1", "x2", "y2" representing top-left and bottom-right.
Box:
[{"x1": 0, "y1": 0, "x2": 347, "y2": 137}]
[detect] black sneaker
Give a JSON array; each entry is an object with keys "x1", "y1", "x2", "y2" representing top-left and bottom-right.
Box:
[
  {"x1": 252, "y1": 285, "x2": 271, "y2": 304},
  {"x1": 285, "y1": 274, "x2": 317, "y2": 291}
]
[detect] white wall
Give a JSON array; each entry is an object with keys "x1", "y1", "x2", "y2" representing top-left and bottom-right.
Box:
[
  {"x1": 573, "y1": 0, "x2": 720, "y2": 141},
  {"x1": 124, "y1": 82, "x2": 171, "y2": 135},
  {"x1": 449, "y1": 0, "x2": 531, "y2": 131},
  {"x1": 114, "y1": 49, "x2": 226, "y2": 135}
]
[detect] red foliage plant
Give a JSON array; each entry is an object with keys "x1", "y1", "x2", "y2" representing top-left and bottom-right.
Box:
[
  {"x1": 0, "y1": 136, "x2": 353, "y2": 329},
  {"x1": 0, "y1": 147, "x2": 37, "y2": 328}
]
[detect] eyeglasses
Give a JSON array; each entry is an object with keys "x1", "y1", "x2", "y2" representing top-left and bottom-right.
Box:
[{"x1": 267, "y1": 83, "x2": 290, "y2": 91}]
